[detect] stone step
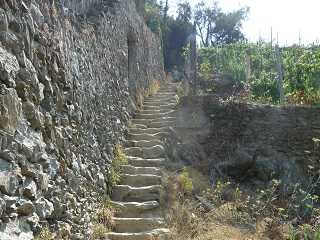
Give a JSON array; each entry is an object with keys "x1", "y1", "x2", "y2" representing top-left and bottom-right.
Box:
[
  {"x1": 135, "y1": 111, "x2": 175, "y2": 120},
  {"x1": 121, "y1": 165, "x2": 162, "y2": 176},
  {"x1": 120, "y1": 174, "x2": 162, "y2": 187},
  {"x1": 106, "y1": 228, "x2": 170, "y2": 240},
  {"x1": 144, "y1": 100, "x2": 176, "y2": 106},
  {"x1": 145, "y1": 93, "x2": 177, "y2": 101},
  {"x1": 113, "y1": 218, "x2": 165, "y2": 233},
  {"x1": 148, "y1": 121, "x2": 175, "y2": 128},
  {"x1": 127, "y1": 157, "x2": 166, "y2": 167},
  {"x1": 143, "y1": 104, "x2": 176, "y2": 111},
  {"x1": 157, "y1": 89, "x2": 176, "y2": 93},
  {"x1": 129, "y1": 127, "x2": 169, "y2": 135},
  {"x1": 132, "y1": 117, "x2": 176, "y2": 125},
  {"x1": 124, "y1": 145, "x2": 165, "y2": 159},
  {"x1": 128, "y1": 132, "x2": 168, "y2": 141},
  {"x1": 111, "y1": 201, "x2": 161, "y2": 218},
  {"x1": 131, "y1": 124, "x2": 148, "y2": 129},
  {"x1": 126, "y1": 140, "x2": 163, "y2": 148},
  {"x1": 139, "y1": 109, "x2": 173, "y2": 115},
  {"x1": 112, "y1": 185, "x2": 162, "y2": 202}
]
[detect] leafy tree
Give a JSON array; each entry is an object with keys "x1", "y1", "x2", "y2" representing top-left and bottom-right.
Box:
[
  {"x1": 194, "y1": 1, "x2": 220, "y2": 47},
  {"x1": 144, "y1": 0, "x2": 161, "y2": 33},
  {"x1": 214, "y1": 8, "x2": 249, "y2": 44},
  {"x1": 194, "y1": 1, "x2": 248, "y2": 47},
  {"x1": 164, "y1": 16, "x2": 193, "y2": 70},
  {"x1": 177, "y1": 1, "x2": 192, "y2": 23}
]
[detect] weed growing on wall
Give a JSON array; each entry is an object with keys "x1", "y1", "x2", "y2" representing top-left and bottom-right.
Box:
[{"x1": 109, "y1": 144, "x2": 128, "y2": 187}]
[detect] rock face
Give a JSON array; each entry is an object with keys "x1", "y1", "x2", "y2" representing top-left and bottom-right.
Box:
[
  {"x1": 0, "y1": 0, "x2": 164, "y2": 239},
  {"x1": 170, "y1": 96, "x2": 320, "y2": 184}
]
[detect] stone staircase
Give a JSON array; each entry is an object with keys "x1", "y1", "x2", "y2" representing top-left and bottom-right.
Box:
[{"x1": 106, "y1": 82, "x2": 178, "y2": 240}]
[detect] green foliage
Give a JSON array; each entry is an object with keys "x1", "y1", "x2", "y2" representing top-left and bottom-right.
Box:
[
  {"x1": 198, "y1": 43, "x2": 320, "y2": 105},
  {"x1": 34, "y1": 228, "x2": 54, "y2": 240},
  {"x1": 108, "y1": 144, "x2": 128, "y2": 187},
  {"x1": 194, "y1": 1, "x2": 249, "y2": 47},
  {"x1": 96, "y1": 199, "x2": 115, "y2": 229},
  {"x1": 177, "y1": 168, "x2": 193, "y2": 195},
  {"x1": 144, "y1": 0, "x2": 162, "y2": 33},
  {"x1": 290, "y1": 224, "x2": 320, "y2": 240},
  {"x1": 91, "y1": 224, "x2": 108, "y2": 240}
]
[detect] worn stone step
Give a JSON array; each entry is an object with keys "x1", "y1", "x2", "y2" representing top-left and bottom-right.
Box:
[
  {"x1": 113, "y1": 217, "x2": 165, "y2": 233},
  {"x1": 124, "y1": 145, "x2": 165, "y2": 159},
  {"x1": 120, "y1": 174, "x2": 162, "y2": 187},
  {"x1": 144, "y1": 100, "x2": 176, "y2": 106},
  {"x1": 129, "y1": 127, "x2": 169, "y2": 135},
  {"x1": 126, "y1": 140, "x2": 163, "y2": 148},
  {"x1": 128, "y1": 132, "x2": 168, "y2": 141},
  {"x1": 139, "y1": 109, "x2": 173, "y2": 115},
  {"x1": 112, "y1": 185, "x2": 162, "y2": 202},
  {"x1": 143, "y1": 105, "x2": 176, "y2": 111},
  {"x1": 121, "y1": 165, "x2": 162, "y2": 176},
  {"x1": 106, "y1": 228, "x2": 170, "y2": 240},
  {"x1": 148, "y1": 121, "x2": 175, "y2": 128},
  {"x1": 111, "y1": 201, "x2": 161, "y2": 218},
  {"x1": 135, "y1": 111, "x2": 176, "y2": 120},
  {"x1": 127, "y1": 157, "x2": 166, "y2": 167},
  {"x1": 146, "y1": 95, "x2": 176, "y2": 100},
  {"x1": 131, "y1": 123, "x2": 148, "y2": 129}
]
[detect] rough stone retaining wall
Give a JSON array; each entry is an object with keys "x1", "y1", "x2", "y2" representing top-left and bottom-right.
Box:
[
  {"x1": 172, "y1": 96, "x2": 320, "y2": 184},
  {"x1": 0, "y1": 0, "x2": 164, "y2": 239}
]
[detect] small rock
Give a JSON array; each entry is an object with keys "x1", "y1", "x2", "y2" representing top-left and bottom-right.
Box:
[
  {"x1": 35, "y1": 197, "x2": 54, "y2": 219},
  {"x1": 26, "y1": 212, "x2": 40, "y2": 230},
  {"x1": 0, "y1": 197, "x2": 6, "y2": 216},
  {"x1": 22, "y1": 178, "x2": 37, "y2": 200},
  {"x1": 0, "y1": 172, "x2": 19, "y2": 196},
  {"x1": 97, "y1": 172, "x2": 105, "y2": 188},
  {"x1": 0, "y1": 8, "x2": 8, "y2": 31},
  {"x1": 22, "y1": 101, "x2": 44, "y2": 130}
]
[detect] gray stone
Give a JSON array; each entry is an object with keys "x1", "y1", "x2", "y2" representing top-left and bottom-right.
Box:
[
  {"x1": 22, "y1": 101, "x2": 44, "y2": 130},
  {"x1": 0, "y1": 8, "x2": 8, "y2": 31},
  {"x1": 0, "y1": 158, "x2": 12, "y2": 171},
  {"x1": 0, "y1": 172, "x2": 19, "y2": 196},
  {"x1": 0, "y1": 85, "x2": 22, "y2": 134},
  {"x1": 30, "y1": 3, "x2": 44, "y2": 27},
  {"x1": 0, "y1": 150, "x2": 15, "y2": 162},
  {"x1": 0, "y1": 197, "x2": 6, "y2": 216},
  {"x1": 0, "y1": 31, "x2": 23, "y2": 55},
  {"x1": 97, "y1": 172, "x2": 106, "y2": 188},
  {"x1": 35, "y1": 197, "x2": 53, "y2": 219},
  {"x1": 22, "y1": 178, "x2": 37, "y2": 200},
  {"x1": 0, "y1": 219, "x2": 34, "y2": 240},
  {"x1": 37, "y1": 172, "x2": 49, "y2": 191},
  {"x1": 26, "y1": 212, "x2": 40, "y2": 229}
]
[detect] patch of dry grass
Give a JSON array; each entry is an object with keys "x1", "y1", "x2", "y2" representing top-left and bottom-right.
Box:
[{"x1": 163, "y1": 165, "x2": 320, "y2": 240}]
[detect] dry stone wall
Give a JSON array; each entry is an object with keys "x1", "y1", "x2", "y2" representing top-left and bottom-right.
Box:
[
  {"x1": 171, "y1": 96, "x2": 320, "y2": 184},
  {"x1": 0, "y1": 0, "x2": 164, "y2": 239}
]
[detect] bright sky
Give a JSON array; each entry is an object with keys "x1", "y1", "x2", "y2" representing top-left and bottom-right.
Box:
[{"x1": 169, "y1": 0, "x2": 320, "y2": 45}]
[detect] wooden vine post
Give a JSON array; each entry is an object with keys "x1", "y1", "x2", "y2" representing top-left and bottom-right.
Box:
[
  {"x1": 275, "y1": 45, "x2": 285, "y2": 103},
  {"x1": 189, "y1": 22, "x2": 198, "y2": 95}
]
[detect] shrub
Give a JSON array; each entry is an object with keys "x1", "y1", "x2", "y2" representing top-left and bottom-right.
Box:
[
  {"x1": 91, "y1": 224, "x2": 108, "y2": 240},
  {"x1": 177, "y1": 168, "x2": 193, "y2": 195},
  {"x1": 96, "y1": 199, "x2": 115, "y2": 230},
  {"x1": 109, "y1": 144, "x2": 128, "y2": 187},
  {"x1": 34, "y1": 228, "x2": 55, "y2": 240},
  {"x1": 145, "y1": 80, "x2": 160, "y2": 96}
]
